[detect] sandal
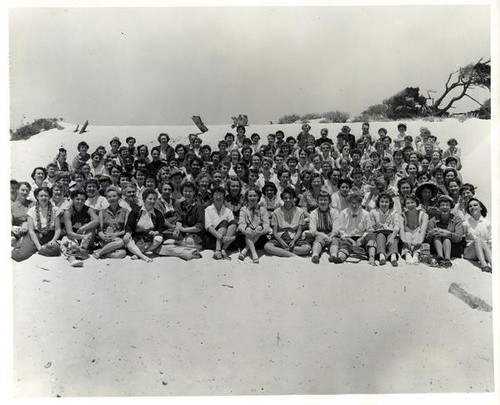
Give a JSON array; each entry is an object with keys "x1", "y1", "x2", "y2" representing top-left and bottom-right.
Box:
[
  {"x1": 252, "y1": 258, "x2": 259, "y2": 264},
  {"x1": 443, "y1": 258, "x2": 452, "y2": 268},
  {"x1": 213, "y1": 250, "x2": 223, "y2": 260},
  {"x1": 221, "y1": 250, "x2": 231, "y2": 260},
  {"x1": 437, "y1": 257, "x2": 446, "y2": 268},
  {"x1": 481, "y1": 265, "x2": 492, "y2": 273}
]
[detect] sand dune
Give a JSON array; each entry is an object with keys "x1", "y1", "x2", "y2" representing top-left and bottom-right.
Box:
[{"x1": 10, "y1": 118, "x2": 493, "y2": 396}]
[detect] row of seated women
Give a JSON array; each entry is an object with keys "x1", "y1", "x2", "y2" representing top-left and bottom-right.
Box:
[{"x1": 11, "y1": 180, "x2": 492, "y2": 273}]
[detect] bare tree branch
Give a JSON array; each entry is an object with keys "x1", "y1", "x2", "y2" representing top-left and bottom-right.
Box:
[{"x1": 464, "y1": 93, "x2": 484, "y2": 107}]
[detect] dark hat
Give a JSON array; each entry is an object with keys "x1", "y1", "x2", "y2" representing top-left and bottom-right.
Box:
[
  {"x1": 262, "y1": 181, "x2": 278, "y2": 193},
  {"x1": 415, "y1": 182, "x2": 438, "y2": 201},
  {"x1": 447, "y1": 138, "x2": 458, "y2": 145},
  {"x1": 110, "y1": 136, "x2": 122, "y2": 146},
  {"x1": 437, "y1": 194, "x2": 455, "y2": 208},
  {"x1": 346, "y1": 190, "x2": 364, "y2": 203},
  {"x1": 445, "y1": 156, "x2": 458, "y2": 165},
  {"x1": 169, "y1": 167, "x2": 184, "y2": 178},
  {"x1": 98, "y1": 174, "x2": 112, "y2": 183}
]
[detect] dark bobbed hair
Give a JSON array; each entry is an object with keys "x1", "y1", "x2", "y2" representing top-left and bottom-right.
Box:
[
  {"x1": 403, "y1": 193, "x2": 420, "y2": 207},
  {"x1": 375, "y1": 192, "x2": 395, "y2": 209},
  {"x1": 280, "y1": 186, "x2": 297, "y2": 200},
  {"x1": 467, "y1": 197, "x2": 488, "y2": 218},
  {"x1": 142, "y1": 188, "x2": 158, "y2": 202},
  {"x1": 31, "y1": 167, "x2": 48, "y2": 180},
  {"x1": 70, "y1": 189, "x2": 88, "y2": 200},
  {"x1": 34, "y1": 186, "x2": 52, "y2": 199}
]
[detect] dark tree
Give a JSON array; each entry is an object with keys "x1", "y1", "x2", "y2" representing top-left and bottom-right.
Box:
[{"x1": 429, "y1": 58, "x2": 491, "y2": 116}]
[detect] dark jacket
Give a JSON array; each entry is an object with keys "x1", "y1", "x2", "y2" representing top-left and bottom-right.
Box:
[{"x1": 125, "y1": 205, "x2": 166, "y2": 236}]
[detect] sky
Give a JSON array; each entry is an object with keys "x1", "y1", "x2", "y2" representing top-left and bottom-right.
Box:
[{"x1": 8, "y1": 5, "x2": 491, "y2": 128}]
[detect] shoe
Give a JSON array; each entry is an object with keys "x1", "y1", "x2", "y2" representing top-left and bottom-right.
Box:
[
  {"x1": 252, "y1": 258, "x2": 259, "y2": 264},
  {"x1": 238, "y1": 253, "x2": 245, "y2": 261},
  {"x1": 437, "y1": 257, "x2": 445, "y2": 268},
  {"x1": 328, "y1": 255, "x2": 336, "y2": 263},
  {"x1": 221, "y1": 250, "x2": 231, "y2": 260},
  {"x1": 443, "y1": 258, "x2": 452, "y2": 268},
  {"x1": 311, "y1": 255, "x2": 320, "y2": 264},
  {"x1": 391, "y1": 259, "x2": 399, "y2": 267},
  {"x1": 213, "y1": 251, "x2": 223, "y2": 260},
  {"x1": 428, "y1": 258, "x2": 438, "y2": 267},
  {"x1": 379, "y1": 257, "x2": 387, "y2": 266},
  {"x1": 333, "y1": 256, "x2": 343, "y2": 264},
  {"x1": 70, "y1": 259, "x2": 84, "y2": 268},
  {"x1": 481, "y1": 265, "x2": 492, "y2": 273}
]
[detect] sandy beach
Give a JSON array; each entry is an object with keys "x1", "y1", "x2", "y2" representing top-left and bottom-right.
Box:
[{"x1": 9, "y1": 118, "x2": 494, "y2": 396}]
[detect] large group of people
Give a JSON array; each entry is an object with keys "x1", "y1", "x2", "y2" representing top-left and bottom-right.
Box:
[{"x1": 10, "y1": 122, "x2": 492, "y2": 272}]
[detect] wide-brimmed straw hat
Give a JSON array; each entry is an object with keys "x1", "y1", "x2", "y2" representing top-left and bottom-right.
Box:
[{"x1": 415, "y1": 182, "x2": 438, "y2": 201}]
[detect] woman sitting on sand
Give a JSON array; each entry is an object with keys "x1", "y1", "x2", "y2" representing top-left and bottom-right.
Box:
[
  {"x1": 426, "y1": 195, "x2": 464, "y2": 268},
  {"x1": 12, "y1": 186, "x2": 61, "y2": 262},
  {"x1": 172, "y1": 182, "x2": 205, "y2": 249},
  {"x1": 60, "y1": 189, "x2": 99, "y2": 267},
  {"x1": 308, "y1": 190, "x2": 340, "y2": 264},
  {"x1": 462, "y1": 198, "x2": 492, "y2": 273},
  {"x1": 369, "y1": 192, "x2": 401, "y2": 266},
  {"x1": 237, "y1": 188, "x2": 270, "y2": 263},
  {"x1": 400, "y1": 194, "x2": 428, "y2": 264},
  {"x1": 329, "y1": 191, "x2": 376, "y2": 265},
  {"x1": 11, "y1": 182, "x2": 34, "y2": 247},
  {"x1": 93, "y1": 186, "x2": 129, "y2": 260},
  {"x1": 224, "y1": 176, "x2": 245, "y2": 223},
  {"x1": 124, "y1": 189, "x2": 165, "y2": 262},
  {"x1": 205, "y1": 186, "x2": 237, "y2": 260},
  {"x1": 264, "y1": 187, "x2": 311, "y2": 258}
]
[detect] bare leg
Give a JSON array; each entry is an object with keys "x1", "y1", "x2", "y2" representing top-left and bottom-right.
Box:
[
  {"x1": 293, "y1": 244, "x2": 311, "y2": 256},
  {"x1": 246, "y1": 237, "x2": 258, "y2": 261},
  {"x1": 483, "y1": 242, "x2": 492, "y2": 265},
  {"x1": 442, "y1": 238, "x2": 452, "y2": 260},
  {"x1": 433, "y1": 238, "x2": 444, "y2": 258},
  {"x1": 311, "y1": 241, "x2": 322, "y2": 262},
  {"x1": 264, "y1": 242, "x2": 297, "y2": 258},
  {"x1": 222, "y1": 224, "x2": 237, "y2": 250},
  {"x1": 94, "y1": 239, "x2": 125, "y2": 258},
  {"x1": 473, "y1": 238, "x2": 488, "y2": 267},
  {"x1": 329, "y1": 244, "x2": 339, "y2": 260},
  {"x1": 125, "y1": 240, "x2": 152, "y2": 262}
]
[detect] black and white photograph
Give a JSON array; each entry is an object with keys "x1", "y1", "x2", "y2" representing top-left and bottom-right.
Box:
[{"x1": 4, "y1": 1, "x2": 498, "y2": 403}]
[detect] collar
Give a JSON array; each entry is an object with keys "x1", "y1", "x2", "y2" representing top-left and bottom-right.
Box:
[{"x1": 141, "y1": 206, "x2": 156, "y2": 216}]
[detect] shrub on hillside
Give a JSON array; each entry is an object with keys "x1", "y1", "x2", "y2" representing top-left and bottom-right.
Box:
[
  {"x1": 11, "y1": 118, "x2": 64, "y2": 141},
  {"x1": 278, "y1": 114, "x2": 300, "y2": 124},
  {"x1": 321, "y1": 110, "x2": 350, "y2": 123},
  {"x1": 469, "y1": 98, "x2": 490, "y2": 119},
  {"x1": 300, "y1": 113, "x2": 323, "y2": 121},
  {"x1": 353, "y1": 103, "x2": 390, "y2": 122}
]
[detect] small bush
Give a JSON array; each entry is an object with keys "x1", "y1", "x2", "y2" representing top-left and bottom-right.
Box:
[
  {"x1": 321, "y1": 110, "x2": 350, "y2": 123},
  {"x1": 11, "y1": 118, "x2": 64, "y2": 141},
  {"x1": 300, "y1": 112, "x2": 323, "y2": 121},
  {"x1": 278, "y1": 114, "x2": 300, "y2": 124}
]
